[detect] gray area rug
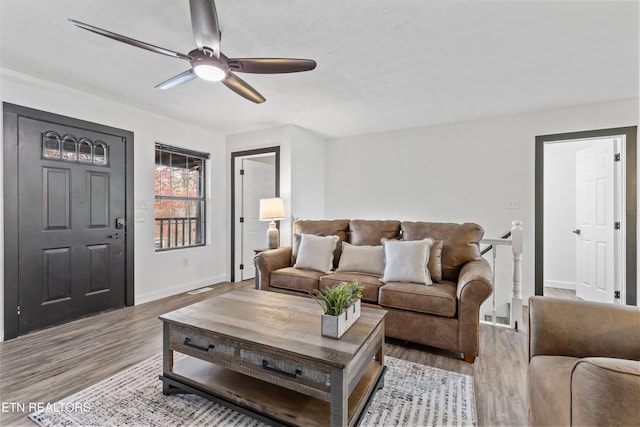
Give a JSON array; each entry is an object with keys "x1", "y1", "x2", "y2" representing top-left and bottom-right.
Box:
[{"x1": 29, "y1": 354, "x2": 476, "y2": 426}]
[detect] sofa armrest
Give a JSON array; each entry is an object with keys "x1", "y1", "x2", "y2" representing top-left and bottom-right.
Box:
[
  {"x1": 571, "y1": 357, "x2": 640, "y2": 426},
  {"x1": 456, "y1": 259, "x2": 493, "y2": 301},
  {"x1": 456, "y1": 259, "x2": 493, "y2": 358},
  {"x1": 254, "y1": 246, "x2": 293, "y2": 291},
  {"x1": 528, "y1": 296, "x2": 640, "y2": 361}
]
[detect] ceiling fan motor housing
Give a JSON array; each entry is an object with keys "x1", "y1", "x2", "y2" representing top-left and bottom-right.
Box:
[{"x1": 190, "y1": 49, "x2": 228, "y2": 81}]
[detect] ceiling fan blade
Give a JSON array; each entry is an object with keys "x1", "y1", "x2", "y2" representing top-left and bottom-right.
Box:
[
  {"x1": 155, "y1": 69, "x2": 198, "y2": 89},
  {"x1": 68, "y1": 19, "x2": 191, "y2": 61},
  {"x1": 189, "y1": 0, "x2": 221, "y2": 57},
  {"x1": 222, "y1": 73, "x2": 266, "y2": 104},
  {"x1": 226, "y1": 58, "x2": 317, "y2": 74}
]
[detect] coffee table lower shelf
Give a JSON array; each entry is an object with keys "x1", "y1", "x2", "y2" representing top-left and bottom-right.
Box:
[{"x1": 160, "y1": 356, "x2": 386, "y2": 427}]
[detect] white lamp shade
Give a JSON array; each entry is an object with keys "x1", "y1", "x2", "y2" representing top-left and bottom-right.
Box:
[{"x1": 259, "y1": 197, "x2": 285, "y2": 221}]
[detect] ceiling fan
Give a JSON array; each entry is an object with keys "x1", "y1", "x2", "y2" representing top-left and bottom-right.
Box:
[{"x1": 69, "y1": 0, "x2": 316, "y2": 103}]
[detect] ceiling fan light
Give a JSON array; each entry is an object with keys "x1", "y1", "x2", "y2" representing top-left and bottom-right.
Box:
[{"x1": 193, "y1": 62, "x2": 226, "y2": 81}]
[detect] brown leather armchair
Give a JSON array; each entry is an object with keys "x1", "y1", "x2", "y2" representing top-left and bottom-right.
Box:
[{"x1": 527, "y1": 296, "x2": 640, "y2": 426}]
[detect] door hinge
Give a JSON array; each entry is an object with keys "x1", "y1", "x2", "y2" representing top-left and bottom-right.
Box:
[
  {"x1": 240, "y1": 169, "x2": 245, "y2": 175},
  {"x1": 17, "y1": 305, "x2": 21, "y2": 315},
  {"x1": 239, "y1": 264, "x2": 244, "y2": 270},
  {"x1": 614, "y1": 291, "x2": 621, "y2": 300},
  {"x1": 614, "y1": 153, "x2": 621, "y2": 162},
  {"x1": 614, "y1": 221, "x2": 621, "y2": 230},
  {"x1": 239, "y1": 217, "x2": 244, "y2": 223}
]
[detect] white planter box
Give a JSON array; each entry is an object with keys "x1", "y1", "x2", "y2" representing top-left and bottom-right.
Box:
[
  {"x1": 321, "y1": 299, "x2": 361, "y2": 339},
  {"x1": 345, "y1": 298, "x2": 361, "y2": 321}
]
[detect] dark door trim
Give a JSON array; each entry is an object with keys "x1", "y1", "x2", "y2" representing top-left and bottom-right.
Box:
[
  {"x1": 3, "y1": 103, "x2": 135, "y2": 339},
  {"x1": 230, "y1": 146, "x2": 280, "y2": 283},
  {"x1": 535, "y1": 126, "x2": 637, "y2": 305}
]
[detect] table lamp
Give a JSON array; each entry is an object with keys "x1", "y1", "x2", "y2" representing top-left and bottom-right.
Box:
[{"x1": 259, "y1": 197, "x2": 285, "y2": 249}]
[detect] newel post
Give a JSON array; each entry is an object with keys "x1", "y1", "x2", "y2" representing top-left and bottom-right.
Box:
[{"x1": 510, "y1": 220, "x2": 523, "y2": 330}]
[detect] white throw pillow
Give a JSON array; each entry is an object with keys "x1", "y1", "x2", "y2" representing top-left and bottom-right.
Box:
[
  {"x1": 380, "y1": 238, "x2": 434, "y2": 285},
  {"x1": 336, "y1": 242, "x2": 384, "y2": 276},
  {"x1": 294, "y1": 234, "x2": 340, "y2": 273}
]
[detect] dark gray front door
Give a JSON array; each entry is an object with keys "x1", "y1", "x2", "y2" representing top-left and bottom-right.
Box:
[{"x1": 16, "y1": 117, "x2": 127, "y2": 334}]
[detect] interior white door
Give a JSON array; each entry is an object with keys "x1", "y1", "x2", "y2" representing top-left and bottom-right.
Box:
[
  {"x1": 234, "y1": 155, "x2": 276, "y2": 281},
  {"x1": 575, "y1": 140, "x2": 615, "y2": 303}
]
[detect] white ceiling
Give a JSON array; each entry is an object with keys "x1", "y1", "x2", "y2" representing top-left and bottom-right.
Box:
[{"x1": 1, "y1": 0, "x2": 638, "y2": 139}]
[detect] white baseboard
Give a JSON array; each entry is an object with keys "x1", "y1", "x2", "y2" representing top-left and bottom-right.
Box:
[
  {"x1": 135, "y1": 275, "x2": 227, "y2": 305},
  {"x1": 544, "y1": 280, "x2": 576, "y2": 290}
]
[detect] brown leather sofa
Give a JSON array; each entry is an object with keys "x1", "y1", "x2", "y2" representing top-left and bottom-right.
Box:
[
  {"x1": 254, "y1": 219, "x2": 493, "y2": 362},
  {"x1": 527, "y1": 296, "x2": 640, "y2": 426}
]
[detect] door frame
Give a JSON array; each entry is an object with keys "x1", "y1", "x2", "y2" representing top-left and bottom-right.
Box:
[
  {"x1": 230, "y1": 146, "x2": 280, "y2": 283},
  {"x1": 535, "y1": 126, "x2": 637, "y2": 304},
  {"x1": 3, "y1": 103, "x2": 135, "y2": 339}
]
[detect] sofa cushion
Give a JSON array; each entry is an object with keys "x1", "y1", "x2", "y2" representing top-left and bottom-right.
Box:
[
  {"x1": 292, "y1": 219, "x2": 350, "y2": 268},
  {"x1": 378, "y1": 281, "x2": 457, "y2": 317},
  {"x1": 335, "y1": 242, "x2": 384, "y2": 276},
  {"x1": 429, "y1": 240, "x2": 444, "y2": 283},
  {"x1": 270, "y1": 267, "x2": 324, "y2": 293},
  {"x1": 527, "y1": 355, "x2": 577, "y2": 426},
  {"x1": 349, "y1": 220, "x2": 400, "y2": 246},
  {"x1": 380, "y1": 238, "x2": 434, "y2": 285},
  {"x1": 294, "y1": 234, "x2": 339, "y2": 273},
  {"x1": 319, "y1": 272, "x2": 385, "y2": 304},
  {"x1": 401, "y1": 222, "x2": 483, "y2": 281}
]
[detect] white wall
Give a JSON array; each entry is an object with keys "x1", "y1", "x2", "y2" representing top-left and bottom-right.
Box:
[
  {"x1": 0, "y1": 68, "x2": 228, "y2": 340},
  {"x1": 289, "y1": 125, "x2": 326, "y2": 224},
  {"x1": 324, "y1": 98, "x2": 639, "y2": 315}
]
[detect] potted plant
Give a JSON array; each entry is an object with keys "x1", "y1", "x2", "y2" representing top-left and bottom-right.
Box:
[{"x1": 310, "y1": 281, "x2": 364, "y2": 338}]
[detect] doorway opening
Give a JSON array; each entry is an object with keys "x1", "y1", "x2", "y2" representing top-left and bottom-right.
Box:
[
  {"x1": 535, "y1": 126, "x2": 637, "y2": 305},
  {"x1": 230, "y1": 147, "x2": 280, "y2": 282}
]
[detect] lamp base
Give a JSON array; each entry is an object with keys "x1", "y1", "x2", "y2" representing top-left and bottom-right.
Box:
[{"x1": 267, "y1": 221, "x2": 279, "y2": 249}]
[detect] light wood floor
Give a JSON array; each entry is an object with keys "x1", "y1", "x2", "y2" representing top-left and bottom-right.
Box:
[
  {"x1": 544, "y1": 286, "x2": 579, "y2": 300},
  {"x1": 0, "y1": 281, "x2": 529, "y2": 426}
]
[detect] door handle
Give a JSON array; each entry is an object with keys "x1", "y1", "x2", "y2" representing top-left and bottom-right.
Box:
[{"x1": 572, "y1": 229, "x2": 581, "y2": 235}]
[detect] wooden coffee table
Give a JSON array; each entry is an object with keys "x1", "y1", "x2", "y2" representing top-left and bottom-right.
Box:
[{"x1": 159, "y1": 288, "x2": 387, "y2": 427}]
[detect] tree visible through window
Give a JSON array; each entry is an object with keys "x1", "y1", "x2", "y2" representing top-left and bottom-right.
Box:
[{"x1": 155, "y1": 144, "x2": 208, "y2": 250}]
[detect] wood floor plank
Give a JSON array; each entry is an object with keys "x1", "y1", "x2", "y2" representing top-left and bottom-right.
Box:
[{"x1": 0, "y1": 281, "x2": 528, "y2": 426}]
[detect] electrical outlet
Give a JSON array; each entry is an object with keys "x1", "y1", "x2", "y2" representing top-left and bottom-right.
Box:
[
  {"x1": 135, "y1": 214, "x2": 145, "y2": 222},
  {"x1": 507, "y1": 199, "x2": 520, "y2": 209},
  {"x1": 182, "y1": 258, "x2": 189, "y2": 267}
]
